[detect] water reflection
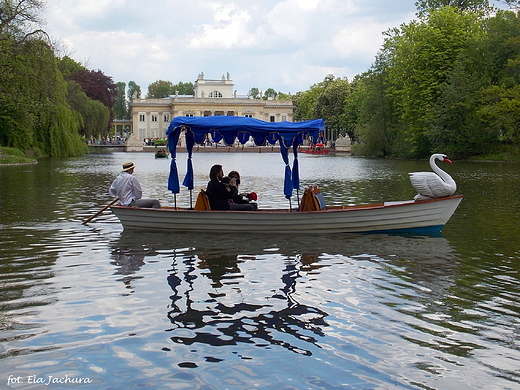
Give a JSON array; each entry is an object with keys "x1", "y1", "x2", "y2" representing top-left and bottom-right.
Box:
[
  {"x1": 110, "y1": 231, "x2": 460, "y2": 364},
  {"x1": 167, "y1": 253, "x2": 328, "y2": 357}
]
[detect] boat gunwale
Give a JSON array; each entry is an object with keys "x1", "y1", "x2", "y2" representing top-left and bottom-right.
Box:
[{"x1": 110, "y1": 194, "x2": 463, "y2": 214}]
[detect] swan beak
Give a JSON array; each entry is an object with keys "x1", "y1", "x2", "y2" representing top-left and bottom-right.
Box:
[{"x1": 444, "y1": 158, "x2": 453, "y2": 164}]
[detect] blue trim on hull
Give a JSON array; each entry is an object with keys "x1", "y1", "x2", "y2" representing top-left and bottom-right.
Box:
[{"x1": 362, "y1": 225, "x2": 444, "y2": 236}]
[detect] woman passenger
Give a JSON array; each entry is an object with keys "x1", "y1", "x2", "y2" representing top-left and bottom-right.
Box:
[{"x1": 206, "y1": 165, "x2": 254, "y2": 211}]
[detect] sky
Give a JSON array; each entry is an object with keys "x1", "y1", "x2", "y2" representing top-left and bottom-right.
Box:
[{"x1": 42, "y1": 1, "x2": 444, "y2": 95}]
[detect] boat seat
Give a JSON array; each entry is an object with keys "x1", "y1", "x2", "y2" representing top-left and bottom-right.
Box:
[
  {"x1": 300, "y1": 186, "x2": 326, "y2": 211},
  {"x1": 194, "y1": 189, "x2": 211, "y2": 210}
]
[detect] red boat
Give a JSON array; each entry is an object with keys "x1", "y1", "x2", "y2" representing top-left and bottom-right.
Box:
[{"x1": 301, "y1": 142, "x2": 329, "y2": 154}]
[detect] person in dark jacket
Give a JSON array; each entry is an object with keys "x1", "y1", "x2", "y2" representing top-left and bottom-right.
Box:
[
  {"x1": 206, "y1": 165, "x2": 254, "y2": 211},
  {"x1": 228, "y1": 170, "x2": 258, "y2": 210}
]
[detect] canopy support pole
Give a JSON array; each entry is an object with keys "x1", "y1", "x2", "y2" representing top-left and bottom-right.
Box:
[{"x1": 189, "y1": 189, "x2": 193, "y2": 210}]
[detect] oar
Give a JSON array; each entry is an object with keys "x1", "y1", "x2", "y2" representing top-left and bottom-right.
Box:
[{"x1": 82, "y1": 198, "x2": 119, "y2": 225}]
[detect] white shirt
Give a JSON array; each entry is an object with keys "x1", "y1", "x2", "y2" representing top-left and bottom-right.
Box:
[{"x1": 109, "y1": 172, "x2": 142, "y2": 206}]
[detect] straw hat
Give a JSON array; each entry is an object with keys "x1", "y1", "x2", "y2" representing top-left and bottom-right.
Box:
[{"x1": 122, "y1": 161, "x2": 135, "y2": 171}]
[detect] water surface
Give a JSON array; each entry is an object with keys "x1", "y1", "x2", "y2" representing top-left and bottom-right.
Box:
[{"x1": 0, "y1": 152, "x2": 519, "y2": 389}]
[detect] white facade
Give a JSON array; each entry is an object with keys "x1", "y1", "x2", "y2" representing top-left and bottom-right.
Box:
[{"x1": 129, "y1": 73, "x2": 294, "y2": 144}]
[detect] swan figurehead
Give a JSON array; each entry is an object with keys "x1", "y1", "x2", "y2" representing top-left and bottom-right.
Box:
[{"x1": 409, "y1": 154, "x2": 457, "y2": 200}]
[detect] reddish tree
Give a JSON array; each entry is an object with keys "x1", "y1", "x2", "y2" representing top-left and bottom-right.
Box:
[{"x1": 65, "y1": 69, "x2": 117, "y2": 128}]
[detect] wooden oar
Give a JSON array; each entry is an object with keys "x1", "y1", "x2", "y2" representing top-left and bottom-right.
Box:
[{"x1": 82, "y1": 198, "x2": 119, "y2": 225}]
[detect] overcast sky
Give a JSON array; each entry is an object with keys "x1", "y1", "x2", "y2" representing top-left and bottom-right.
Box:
[{"x1": 42, "y1": 1, "x2": 499, "y2": 95}]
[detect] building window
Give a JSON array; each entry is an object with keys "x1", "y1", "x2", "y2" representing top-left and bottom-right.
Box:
[
  {"x1": 209, "y1": 91, "x2": 223, "y2": 97},
  {"x1": 151, "y1": 115, "x2": 158, "y2": 122},
  {"x1": 163, "y1": 114, "x2": 170, "y2": 122},
  {"x1": 244, "y1": 114, "x2": 253, "y2": 118},
  {"x1": 281, "y1": 115, "x2": 287, "y2": 121},
  {"x1": 139, "y1": 114, "x2": 145, "y2": 122},
  {"x1": 185, "y1": 113, "x2": 194, "y2": 117},
  {"x1": 270, "y1": 116, "x2": 275, "y2": 122}
]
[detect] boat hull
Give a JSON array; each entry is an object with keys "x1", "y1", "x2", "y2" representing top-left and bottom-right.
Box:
[{"x1": 110, "y1": 195, "x2": 463, "y2": 234}]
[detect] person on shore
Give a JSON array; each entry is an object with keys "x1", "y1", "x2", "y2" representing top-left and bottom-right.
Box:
[
  {"x1": 206, "y1": 165, "x2": 254, "y2": 211},
  {"x1": 109, "y1": 162, "x2": 161, "y2": 208},
  {"x1": 228, "y1": 170, "x2": 258, "y2": 210}
]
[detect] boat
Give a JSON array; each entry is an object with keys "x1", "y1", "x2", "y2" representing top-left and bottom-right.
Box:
[
  {"x1": 110, "y1": 116, "x2": 463, "y2": 234},
  {"x1": 300, "y1": 142, "x2": 329, "y2": 155},
  {"x1": 111, "y1": 195, "x2": 463, "y2": 234},
  {"x1": 154, "y1": 139, "x2": 169, "y2": 159}
]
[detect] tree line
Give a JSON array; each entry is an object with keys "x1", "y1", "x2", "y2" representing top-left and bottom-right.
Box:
[
  {"x1": 293, "y1": 2, "x2": 520, "y2": 159},
  {"x1": 0, "y1": 0, "x2": 120, "y2": 156},
  {"x1": 1, "y1": 0, "x2": 519, "y2": 159}
]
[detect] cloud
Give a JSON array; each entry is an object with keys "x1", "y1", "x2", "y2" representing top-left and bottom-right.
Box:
[{"x1": 44, "y1": 0, "x2": 419, "y2": 94}]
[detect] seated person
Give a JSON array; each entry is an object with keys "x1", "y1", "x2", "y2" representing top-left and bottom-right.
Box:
[
  {"x1": 109, "y1": 162, "x2": 161, "y2": 208},
  {"x1": 206, "y1": 165, "x2": 254, "y2": 211},
  {"x1": 228, "y1": 170, "x2": 258, "y2": 210}
]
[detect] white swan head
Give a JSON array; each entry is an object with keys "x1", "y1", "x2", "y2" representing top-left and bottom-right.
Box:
[{"x1": 409, "y1": 154, "x2": 457, "y2": 200}]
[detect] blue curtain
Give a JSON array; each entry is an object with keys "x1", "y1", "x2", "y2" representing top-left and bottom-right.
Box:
[
  {"x1": 292, "y1": 137, "x2": 300, "y2": 191},
  {"x1": 182, "y1": 130, "x2": 195, "y2": 190},
  {"x1": 167, "y1": 127, "x2": 181, "y2": 193},
  {"x1": 280, "y1": 142, "x2": 293, "y2": 199}
]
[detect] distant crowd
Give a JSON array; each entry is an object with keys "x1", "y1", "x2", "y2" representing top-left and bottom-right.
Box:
[{"x1": 88, "y1": 136, "x2": 127, "y2": 145}]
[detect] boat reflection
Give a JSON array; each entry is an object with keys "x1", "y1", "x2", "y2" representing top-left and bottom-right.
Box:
[
  {"x1": 166, "y1": 250, "x2": 328, "y2": 356},
  {"x1": 109, "y1": 231, "x2": 458, "y2": 356}
]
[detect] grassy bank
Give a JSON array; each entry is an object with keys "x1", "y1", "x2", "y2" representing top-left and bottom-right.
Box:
[{"x1": 0, "y1": 147, "x2": 37, "y2": 165}]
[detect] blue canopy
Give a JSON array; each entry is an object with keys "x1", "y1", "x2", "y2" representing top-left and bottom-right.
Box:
[{"x1": 165, "y1": 116, "x2": 326, "y2": 199}]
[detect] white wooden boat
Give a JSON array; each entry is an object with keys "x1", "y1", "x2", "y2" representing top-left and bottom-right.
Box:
[
  {"x1": 110, "y1": 116, "x2": 463, "y2": 234},
  {"x1": 111, "y1": 195, "x2": 463, "y2": 234}
]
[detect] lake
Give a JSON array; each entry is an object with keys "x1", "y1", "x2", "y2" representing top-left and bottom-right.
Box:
[{"x1": 0, "y1": 151, "x2": 519, "y2": 389}]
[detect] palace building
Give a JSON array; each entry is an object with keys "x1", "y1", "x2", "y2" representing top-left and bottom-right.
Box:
[{"x1": 127, "y1": 72, "x2": 294, "y2": 147}]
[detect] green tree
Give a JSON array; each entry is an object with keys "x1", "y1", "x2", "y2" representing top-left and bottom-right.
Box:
[
  {"x1": 384, "y1": 7, "x2": 480, "y2": 156},
  {"x1": 57, "y1": 55, "x2": 84, "y2": 76},
  {"x1": 415, "y1": 0, "x2": 491, "y2": 16},
  {"x1": 293, "y1": 75, "x2": 336, "y2": 121},
  {"x1": 128, "y1": 81, "x2": 141, "y2": 100},
  {"x1": 172, "y1": 81, "x2": 194, "y2": 95},
  {"x1": 264, "y1": 88, "x2": 277, "y2": 99},
  {"x1": 277, "y1": 92, "x2": 291, "y2": 100},
  {"x1": 0, "y1": 35, "x2": 86, "y2": 155},
  {"x1": 147, "y1": 80, "x2": 173, "y2": 98},
  {"x1": 114, "y1": 81, "x2": 129, "y2": 119},
  {"x1": 248, "y1": 87, "x2": 260, "y2": 99},
  {"x1": 313, "y1": 77, "x2": 351, "y2": 132},
  {"x1": 351, "y1": 61, "x2": 399, "y2": 157}
]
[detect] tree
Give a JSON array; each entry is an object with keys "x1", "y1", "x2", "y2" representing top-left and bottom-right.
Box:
[
  {"x1": 248, "y1": 87, "x2": 260, "y2": 99},
  {"x1": 0, "y1": 0, "x2": 47, "y2": 44},
  {"x1": 277, "y1": 92, "x2": 291, "y2": 100},
  {"x1": 147, "y1": 80, "x2": 173, "y2": 98},
  {"x1": 351, "y1": 62, "x2": 399, "y2": 157},
  {"x1": 64, "y1": 69, "x2": 117, "y2": 133},
  {"x1": 127, "y1": 81, "x2": 141, "y2": 100},
  {"x1": 57, "y1": 55, "x2": 84, "y2": 77},
  {"x1": 313, "y1": 77, "x2": 351, "y2": 131},
  {"x1": 384, "y1": 7, "x2": 481, "y2": 156},
  {"x1": 172, "y1": 81, "x2": 194, "y2": 95},
  {"x1": 293, "y1": 75, "x2": 336, "y2": 121},
  {"x1": 65, "y1": 69, "x2": 117, "y2": 109},
  {"x1": 264, "y1": 88, "x2": 277, "y2": 99},
  {"x1": 114, "y1": 81, "x2": 129, "y2": 119},
  {"x1": 415, "y1": 0, "x2": 491, "y2": 16}
]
